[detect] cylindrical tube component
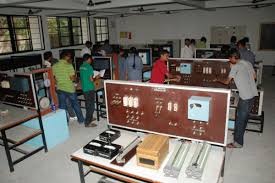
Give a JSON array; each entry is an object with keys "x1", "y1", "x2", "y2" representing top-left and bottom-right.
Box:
[
  {"x1": 133, "y1": 97, "x2": 139, "y2": 108},
  {"x1": 128, "y1": 96, "x2": 133, "y2": 108}
]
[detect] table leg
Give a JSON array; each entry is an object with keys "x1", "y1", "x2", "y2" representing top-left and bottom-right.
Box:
[
  {"x1": 77, "y1": 160, "x2": 85, "y2": 183},
  {"x1": 95, "y1": 91, "x2": 99, "y2": 121},
  {"x1": 221, "y1": 147, "x2": 226, "y2": 177},
  {"x1": 1, "y1": 130, "x2": 14, "y2": 172}
]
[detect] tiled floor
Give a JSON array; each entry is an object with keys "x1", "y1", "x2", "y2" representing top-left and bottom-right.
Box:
[{"x1": 0, "y1": 67, "x2": 274, "y2": 183}]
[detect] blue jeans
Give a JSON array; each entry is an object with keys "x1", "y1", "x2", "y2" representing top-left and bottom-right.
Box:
[
  {"x1": 57, "y1": 90, "x2": 84, "y2": 123},
  {"x1": 234, "y1": 97, "x2": 254, "y2": 145}
]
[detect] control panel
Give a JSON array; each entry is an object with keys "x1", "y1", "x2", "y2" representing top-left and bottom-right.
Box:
[
  {"x1": 0, "y1": 72, "x2": 37, "y2": 109},
  {"x1": 105, "y1": 81, "x2": 230, "y2": 146},
  {"x1": 168, "y1": 58, "x2": 236, "y2": 89}
]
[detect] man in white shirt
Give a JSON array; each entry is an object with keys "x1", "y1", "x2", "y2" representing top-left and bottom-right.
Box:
[
  {"x1": 181, "y1": 39, "x2": 193, "y2": 58},
  {"x1": 81, "y1": 41, "x2": 92, "y2": 57}
]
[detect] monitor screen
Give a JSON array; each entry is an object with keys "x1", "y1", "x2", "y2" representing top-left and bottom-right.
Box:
[
  {"x1": 92, "y1": 57, "x2": 112, "y2": 79},
  {"x1": 138, "y1": 49, "x2": 152, "y2": 66}
]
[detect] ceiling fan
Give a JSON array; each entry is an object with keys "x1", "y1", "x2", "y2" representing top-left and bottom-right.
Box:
[
  {"x1": 28, "y1": 8, "x2": 42, "y2": 15},
  {"x1": 132, "y1": 6, "x2": 156, "y2": 13},
  {"x1": 87, "y1": 0, "x2": 111, "y2": 6}
]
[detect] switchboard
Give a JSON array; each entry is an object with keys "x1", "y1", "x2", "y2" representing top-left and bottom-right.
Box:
[
  {"x1": 105, "y1": 81, "x2": 230, "y2": 146},
  {"x1": 168, "y1": 58, "x2": 235, "y2": 88},
  {"x1": 0, "y1": 72, "x2": 38, "y2": 109}
]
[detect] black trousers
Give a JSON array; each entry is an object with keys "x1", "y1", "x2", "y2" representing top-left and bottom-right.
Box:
[{"x1": 83, "y1": 90, "x2": 95, "y2": 125}]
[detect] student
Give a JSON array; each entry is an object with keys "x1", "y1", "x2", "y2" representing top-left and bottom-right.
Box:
[
  {"x1": 52, "y1": 50, "x2": 84, "y2": 124},
  {"x1": 237, "y1": 39, "x2": 255, "y2": 66},
  {"x1": 190, "y1": 39, "x2": 196, "y2": 56},
  {"x1": 180, "y1": 38, "x2": 193, "y2": 58},
  {"x1": 125, "y1": 47, "x2": 143, "y2": 81},
  {"x1": 81, "y1": 41, "x2": 93, "y2": 57},
  {"x1": 80, "y1": 54, "x2": 98, "y2": 127},
  {"x1": 230, "y1": 36, "x2": 237, "y2": 49},
  {"x1": 43, "y1": 51, "x2": 58, "y2": 67},
  {"x1": 215, "y1": 48, "x2": 258, "y2": 148},
  {"x1": 118, "y1": 48, "x2": 126, "y2": 80},
  {"x1": 196, "y1": 36, "x2": 207, "y2": 49},
  {"x1": 150, "y1": 50, "x2": 181, "y2": 84},
  {"x1": 100, "y1": 40, "x2": 113, "y2": 55}
]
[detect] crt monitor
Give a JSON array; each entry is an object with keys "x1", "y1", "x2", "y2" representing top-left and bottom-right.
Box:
[
  {"x1": 92, "y1": 56, "x2": 112, "y2": 79},
  {"x1": 138, "y1": 48, "x2": 152, "y2": 66}
]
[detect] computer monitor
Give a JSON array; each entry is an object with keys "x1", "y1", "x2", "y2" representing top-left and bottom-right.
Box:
[
  {"x1": 92, "y1": 56, "x2": 112, "y2": 79},
  {"x1": 138, "y1": 48, "x2": 152, "y2": 66}
]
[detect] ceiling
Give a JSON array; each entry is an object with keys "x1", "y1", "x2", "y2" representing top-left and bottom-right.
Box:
[{"x1": 1, "y1": 0, "x2": 275, "y2": 17}]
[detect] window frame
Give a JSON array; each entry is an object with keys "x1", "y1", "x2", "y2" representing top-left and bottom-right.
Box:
[
  {"x1": 0, "y1": 14, "x2": 44, "y2": 55},
  {"x1": 47, "y1": 16, "x2": 84, "y2": 49},
  {"x1": 94, "y1": 17, "x2": 109, "y2": 44}
]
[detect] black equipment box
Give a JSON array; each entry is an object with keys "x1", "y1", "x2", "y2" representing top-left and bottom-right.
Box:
[{"x1": 99, "y1": 129, "x2": 121, "y2": 143}]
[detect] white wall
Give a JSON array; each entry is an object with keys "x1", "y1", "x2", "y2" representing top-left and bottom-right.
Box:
[{"x1": 113, "y1": 6, "x2": 275, "y2": 65}]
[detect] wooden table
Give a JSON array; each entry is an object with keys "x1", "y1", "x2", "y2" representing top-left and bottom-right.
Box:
[
  {"x1": 71, "y1": 130, "x2": 225, "y2": 183},
  {"x1": 0, "y1": 104, "x2": 47, "y2": 172}
]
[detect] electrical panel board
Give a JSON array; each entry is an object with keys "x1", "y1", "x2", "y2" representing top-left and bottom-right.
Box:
[
  {"x1": 168, "y1": 58, "x2": 236, "y2": 89},
  {"x1": 0, "y1": 71, "x2": 38, "y2": 109},
  {"x1": 105, "y1": 80, "x2": 230, "y2": 146}
]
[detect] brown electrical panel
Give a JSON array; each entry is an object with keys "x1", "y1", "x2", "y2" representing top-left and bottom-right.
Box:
[
  {"x1": 168, "y1": 58, "x2": 236, "y2": 89},
  {"x1": 105, "y1": 81, "x2": 230, "y2": 146}
]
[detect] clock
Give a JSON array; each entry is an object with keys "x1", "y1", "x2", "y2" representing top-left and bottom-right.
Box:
[{"x1": 39, "y1": 97, "x2": 50, "y2": 109}]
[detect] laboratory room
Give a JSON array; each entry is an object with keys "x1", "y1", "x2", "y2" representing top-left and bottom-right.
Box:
[{"x1": 0, "y1": 0, "x2": 274, "y2": 183}]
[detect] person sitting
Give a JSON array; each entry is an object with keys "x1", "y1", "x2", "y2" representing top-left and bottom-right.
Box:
[{"x1": 196, "y1": 36, "x2": 207, "y2": 49}]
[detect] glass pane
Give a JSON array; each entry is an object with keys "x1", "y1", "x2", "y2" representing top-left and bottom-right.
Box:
[
  {"x1": 61, "y1": 36, "x2": 70, "y2": 46},
  {"x1": 47, "y1": 17, "x2": 58, "y2": 33},
  {"x1": 16, "y1": 40, "x2": 31, "y2": 51},
  {"x1": 0, "y1": 16, "x2": 9, "y2": 28},
  {"x1": 0, "y1": 29, "x2": 11, "y2": 41},
  {"x1": 97, "y1": 35, "x2": 101, "y2": 42},
  {"x1": 0, "y1": 41, "x2": 12, "y2": 53},
  {"x1": 102, "y1": 34, "x2": 107, "y2": 41},
  {"x1": 13, "y1": 16, "x2": 28, "y2": 28},
  {"x1": 95, "y1": 19, "x2": 100, "y2": 25},
  {"x1": 60, "y1": 27, "x2": 70, "y2": 36},
  {"x1": 101, "y1": 19, "x2": 106, "y2": 26},
  {"x1": 96, "y1": 27, "x2": 101, "y2": 34},
  {"x1": 101, "y1": 26, "x2": 107, "y2": 34},
  {"x1": 73, "y1": 27, "x2": 81, "y2": 35},
  {"x1": 49, "y1": 33, "x2": 60, "y2": 48},
  {"x1": 59, "y1": 18, "x2": 69, "y2": 27},
  {"x1": 15, "y1": 29, "x2": 30, "y2": 40},
  {"x1": 73, "y1": 36, "x2": 82, "y2": 45},
  {"x1": 72, "y1": 18, "x2": 80, "y2": 26},
  {"x1": 33, "y1": 43, "x2": 42, "y2": 50}
]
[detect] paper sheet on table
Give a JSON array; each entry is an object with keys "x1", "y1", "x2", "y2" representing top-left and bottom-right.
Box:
[{"x1": 93, "y1": 69, "x2": 105, "y2": 78}]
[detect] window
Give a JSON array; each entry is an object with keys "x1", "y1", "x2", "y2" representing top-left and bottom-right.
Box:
[
  {"x1": 94, "y1": 17, "x2": 109, "y2": 43},
  {"x1": 0, "y1": 15, "x2": 43, "y2": 55},
  {"x1": 47, "y1": 16, "x2": 89, "y2": 48}
]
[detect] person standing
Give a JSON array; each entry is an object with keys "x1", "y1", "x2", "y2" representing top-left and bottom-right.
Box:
[
  {"x1": 230, "y1": 36, "x2": 237, "y2": 49},
  {"x1": 118, "y1": 48, "x2": 126, "y2": 80},
  {"x1": 237, "y1": 39, "x2": 255, "y2": 66},
  {"x1": 215, "y1": 48, "x2": 258, "y2": 148},
  {"x1": 81, "y1": 41, "x2": 93, "y2": 57},
  {"x1": 80, "y1": 54, "x2": 97, "y2": 127},
  {"x1": 150, "y1": 50, "x2": 181, "y2": 84},
  {"x1": 126, "y1": 47, "x2": 143, "y2": 81},
  {"x1": 52, "y1": 50, "x2": 84, "y2": 124},
  {"x1": 180, "y1": 38, "x2": 193, "y2": 58},
  {"x1": 43, "y1": 51, "x2": 58, "y2": 68}
]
